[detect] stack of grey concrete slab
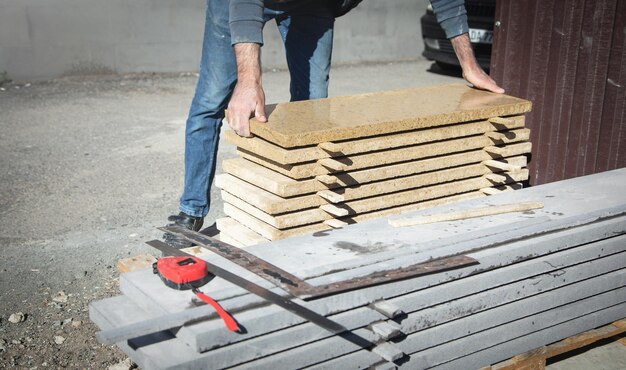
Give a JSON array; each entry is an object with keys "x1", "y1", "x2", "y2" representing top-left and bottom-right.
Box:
[
  {"x1": 91, "y1": 168, "x2": 626, "y2": 369},
  {"x1": 215, "y1": 84, "x2": 533, "y2": 246}
]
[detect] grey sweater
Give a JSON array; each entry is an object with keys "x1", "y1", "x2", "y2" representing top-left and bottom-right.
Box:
[{"x1": 229, "y1": 0, "x2": 468, "y2": 45}]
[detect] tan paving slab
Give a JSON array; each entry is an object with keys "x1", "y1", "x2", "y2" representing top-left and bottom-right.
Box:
[
  {"x1": 216, "y1": 183, "x2": 523, "y2": 245},
  {"x1": 231, "y1": 145, "x2": 531, "y2": 197},
  {"x1": 223, "y1": 203, "x2": 329, "y2": 240},
  {"x1": 223, "y1": 142, "x2": 531, "y2": 197},
  {"x1": 239, "y1": 129, "x2": 530, "y2": 179},
  {"x1": 225, "y1": 115, "x2": 526, "y2": 164},
  {"x1": 222, "y1": 189, "x2": 492, "y2": 241},
  {"x1": 245, "y1": 84, "x2": 532, "y2": 147},
  {"x1": 223, "y1": 170, "x2": 529, "y2": 231},
  {"x1": 215, "y1": 173, "x2": 320, "y2": 214},
  {"x1": 216, "y1": 156, "x2": 528, "y2": 215},
  {"x1": 215, "y1": 217, "x2": 270, "y2": 246}
]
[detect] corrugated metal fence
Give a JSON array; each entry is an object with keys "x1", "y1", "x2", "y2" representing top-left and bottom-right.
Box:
[{"x1": 491, "y1": 0, "x2": 625, "y2": 185}]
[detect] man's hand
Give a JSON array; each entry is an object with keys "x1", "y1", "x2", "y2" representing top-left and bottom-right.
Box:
[
  {"x1": 226, "y1": 43, "x2": 267, "y2": 137},
  {"x1": 450, "y1": 33, "x2": 505, "y2": 94}
]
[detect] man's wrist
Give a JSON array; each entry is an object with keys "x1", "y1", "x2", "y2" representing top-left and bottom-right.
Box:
[
  {"x1": 450, "y1": 33, "x2": 476, "y2": 69},
  {"x1": 234, "y1": 43, "x2": 262, "y2": 85}
]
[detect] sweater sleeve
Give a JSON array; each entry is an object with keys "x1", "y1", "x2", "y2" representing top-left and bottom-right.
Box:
[
  {"x1": 229, "y1": 0, "x2": 265, "y2": 45},
  {"x1": 430, "y1": 0, "x2": 468, "y2": 39}
]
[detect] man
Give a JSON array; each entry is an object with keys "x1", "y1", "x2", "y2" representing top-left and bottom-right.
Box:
[{"x1": 164, "y1": 0, "x2": 504, "y2": 248}]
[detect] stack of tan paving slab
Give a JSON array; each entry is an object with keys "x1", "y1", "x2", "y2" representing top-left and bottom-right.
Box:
[{"x1": 216, "y1": 84, "x2": 532, "y2": 246}]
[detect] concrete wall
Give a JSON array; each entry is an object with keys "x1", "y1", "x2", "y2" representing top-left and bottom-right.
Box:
[{"x1": 0, "y1": 0, "x2": 427, "y2": 82}]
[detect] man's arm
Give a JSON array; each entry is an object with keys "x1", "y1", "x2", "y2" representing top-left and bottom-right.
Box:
[
  {"x1": 430, "y1": 0, "x2": 504, "y2": 93},
  {"x1": 226, "y1": 0, "x2": 267, "y2": 137},
  {"x1": 226, "y1": 43, "x2": 266, "y2": 137},
  {"x1": 451, "y1": 34, "x2": 504, "y2": 93}
]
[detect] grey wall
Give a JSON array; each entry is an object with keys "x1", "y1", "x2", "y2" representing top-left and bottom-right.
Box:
[{"x1": 0, "y1": 0, "x2": 427, "y2": 82}]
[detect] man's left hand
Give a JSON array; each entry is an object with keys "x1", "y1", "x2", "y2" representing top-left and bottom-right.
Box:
[{"x1": 450, "y1": 33, "x2": 505, "y2": 94}]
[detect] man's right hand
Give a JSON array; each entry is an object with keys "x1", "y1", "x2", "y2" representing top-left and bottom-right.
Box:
[{"x1": 226, "y1": 43, "x2": 267, "y2": 137}]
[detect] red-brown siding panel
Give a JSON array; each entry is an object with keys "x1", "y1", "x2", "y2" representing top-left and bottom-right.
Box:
[{"x1": 491, "y1": 0, "x2": 625, "y2": 185}]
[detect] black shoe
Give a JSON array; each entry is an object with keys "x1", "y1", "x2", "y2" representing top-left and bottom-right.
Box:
[{"x1": 163, "y1": 212, "x2": 204, "y2": 249}]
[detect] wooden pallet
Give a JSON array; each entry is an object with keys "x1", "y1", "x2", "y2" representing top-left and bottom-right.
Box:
[{"x1": 483, "y1": 318, "x2": 626, "y2": 370}]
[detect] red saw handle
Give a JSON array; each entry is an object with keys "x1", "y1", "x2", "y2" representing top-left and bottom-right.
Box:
[{"x1": 193, "y1": 290, "x2": 239, "y2": 332}]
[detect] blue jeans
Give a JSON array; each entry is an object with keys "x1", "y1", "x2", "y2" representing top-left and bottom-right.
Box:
[{"x1": 179, "y1": 1, "x2": 335, "y2": 218}]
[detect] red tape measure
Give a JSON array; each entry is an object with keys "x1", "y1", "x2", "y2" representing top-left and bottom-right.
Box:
[{"x1": 153, "y1": 256, "x2": 238, "y2": 332}]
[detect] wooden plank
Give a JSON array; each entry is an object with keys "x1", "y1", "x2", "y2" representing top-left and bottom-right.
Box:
[
  {"x1": 116, "y1": 245, "x2": 209, "y2": 274},
  {"x1": 223, "y1": 146, "x2": 530, "y2": 197},
  {"x1": 546, "y1": 318, "x2": 626, "y2": 358},
  {"x1": 224, "y1": 115, "x2": 526, "y2": 164},
  {"x1": 116, "y1": 254, "x2": 156, "y2": 273},
  {"x1": 431, "y1": 304, "x2": 626, "y2": 370},
  {"x1": 487, "y1": 318, "x2": 626, "y2": 370},
  {"x1": 239, "y1": 129, "x2": 531, "y2": 179},
  {"x1": 245, "y1": 84, "x2": 531, "y2": 148},
  {"x1": 217, "y1": 156, "x2": 528, "y2": 215},
  {"x1": 390, "y1": 201, "x2": 544, "y2": 227}
]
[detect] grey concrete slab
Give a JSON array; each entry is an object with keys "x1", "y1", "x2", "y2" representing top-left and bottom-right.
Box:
[
  {"x1": 107, "y1": 218, "x2": 621, "y2": 366},
  {"x1": 232, "y1": 251, "x2": 626, "y2": 369},
  {"x1": 170, "y1": 239, "x2": 626, "y2": 367},
  {"x1": 90, "y1": 296, "x2": 194, "y2": 370},
  {"x1": 433, "y1": 304, "x2": 626, "y2": 370},
  {"x1": 311, "y1": 286, "x2": 626, "y2": 370},
  {"x1": 118, "y1": 217, "x2": 625, "y2": 353},
  {"x1": 89, "y1": 293, "x2": 626, "y2": 370}
]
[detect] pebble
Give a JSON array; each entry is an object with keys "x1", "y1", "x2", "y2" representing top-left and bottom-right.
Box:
[
  {"x1": 53, "y1": 336, "x2": 65, "y2": 345},
  {"x1": 107, "y1": 358, "x2": 134, "y2": 370},
  {"x1": 9, "y1": 312, "x2": 26, "y2": 323},
  {"x1": 52, "y1": 291, "x2": 68, "y2": 303},
  {"x1": 71, "y1": 320, "x2": 82, "y2": 327}
]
